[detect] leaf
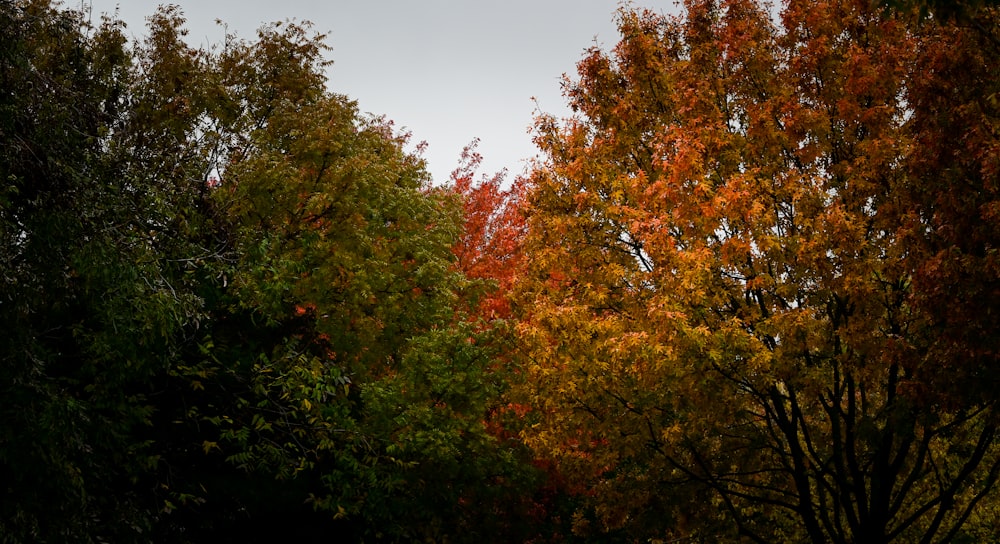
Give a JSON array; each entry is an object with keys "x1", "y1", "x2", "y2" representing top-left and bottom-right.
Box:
[{"x1": 512, "y1": 1, "x2": 1000, "y2": 541}]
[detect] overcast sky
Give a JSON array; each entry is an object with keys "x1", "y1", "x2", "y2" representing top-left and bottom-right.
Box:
[{"x1": 79, "y1": 0, "x2": 679, "y2": 184}]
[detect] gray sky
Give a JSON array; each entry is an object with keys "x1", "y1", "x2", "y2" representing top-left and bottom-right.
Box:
[{"x1": 80, "y1": 0, "x2": 679, "y2": 184}]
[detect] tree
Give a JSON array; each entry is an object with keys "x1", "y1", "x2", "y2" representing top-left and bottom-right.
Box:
[
  {"x1": 0, "y1": 2, "x2": 211, "y2": 539},
  {"x1": 448, "y1": 143, "x2": 585, "y2": 542},
  {"x1": 514, "y1": 0, "x2": 1000, "y2": 542},
  {"x1": 0, "y1": 2, "x2": 535, "y2": 542},
  {"x1": 209, "y1": 92, "x2": 557, "y2": 540},
  {"x1": 450, "y1": 139, "x2": 528, "y2": 320}
]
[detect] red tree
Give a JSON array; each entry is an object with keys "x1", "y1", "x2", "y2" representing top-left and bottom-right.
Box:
[{"x1": 450, "y1": 139, "x2": 528, "y2": 321}]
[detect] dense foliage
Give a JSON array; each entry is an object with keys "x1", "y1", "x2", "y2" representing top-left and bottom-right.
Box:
[
  {"x1": 515, "y1": 0, "x2": 1000, "y2": 542},
  {"x1": 2, "y1": 0, "x2": 1000, "y2": 542},
  {"x1": 0, "y1": 2, "x2": 539, "y2": 542}
]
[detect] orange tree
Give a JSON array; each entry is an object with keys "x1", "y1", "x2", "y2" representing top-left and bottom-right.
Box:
[{"x1": 513, "y1": 0, "x2": 1000, "y2": 542}]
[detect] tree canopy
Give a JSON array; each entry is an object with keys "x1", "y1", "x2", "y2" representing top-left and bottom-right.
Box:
[
  {"x1": 3, "y1": 0, "x2": 1000, "y2": 542},
  {"x1": 0, "y1": 2, "x2": 539, "y2": 542},
  {"x1": 513, "y1": 0, "x2": 1000, "y2": 542}
]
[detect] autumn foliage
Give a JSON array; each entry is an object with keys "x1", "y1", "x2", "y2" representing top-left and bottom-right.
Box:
[
  {"x1": 513, "y1": 0, "x2": 1000, "y2": 542},
  {"x1": 4, "y1": 0, "x2": 1000, "y2": 543},
  {"x1": 450, "y1": 139, "x2": 528, "y2": 320}
]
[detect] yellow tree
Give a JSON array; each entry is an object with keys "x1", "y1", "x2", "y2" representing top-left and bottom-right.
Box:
[{"x1": 515, "y1": 0, "x2": 1000, "y2": 542}]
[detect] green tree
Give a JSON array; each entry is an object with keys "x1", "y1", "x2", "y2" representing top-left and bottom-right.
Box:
[
  {"x1": 1, "y1": 2, "x2": 537, "y2": 542},
  {"x1": 210, "y1": 86, "x2": 546, "y2": 540},
  {"x1": 0, "y1": 1, "x2": 218, "y2": 540}
]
